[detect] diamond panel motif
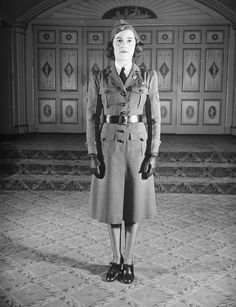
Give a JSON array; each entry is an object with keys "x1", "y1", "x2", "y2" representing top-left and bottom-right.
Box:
[
  {"x1": 91, "y1": 63, "x2": 100, "y2": 74},
  {"x1": 159, "y1": 62, "x2": 169, "y2": 79},
  {"x1": 186, "y1": 62, "x2": 197, "y2": 79},
  {"x1": 42, "y1": 62, "x2": 52, "y2": 78},
  {"x1": 208, "y1": 62, "x2": 219, "y2": 79},
  {"x1": 64, "y1": 62, "x2": 74, "y2": 78}
]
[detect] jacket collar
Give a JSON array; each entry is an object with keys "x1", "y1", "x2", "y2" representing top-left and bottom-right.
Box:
[{"x1": 109, "y1": 62, "x2": 143, "y2": 89}]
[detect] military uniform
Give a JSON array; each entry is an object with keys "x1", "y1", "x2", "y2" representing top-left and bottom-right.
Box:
[{"x1": 86, "y1": 62, "x2": 161, "y2": 224}]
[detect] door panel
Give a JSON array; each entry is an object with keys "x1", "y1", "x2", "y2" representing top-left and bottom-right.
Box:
[
  {"x1": 205, "y1": 48, "x2": 224, "y2": 91},
  {"x1": 136, "y1": 48, "x2": 152, "y2": 69},
  {"x1": 182, "y1": 49, "x2": 201, "y2": 92},
  {"x1": 87, "y1": 49, "x2": 105, "y2": 77},
  {"x1": 60, "y1": 49, "x2": 78, "y2": 91},
  {"x1": 38, "y1": 48, "x2": 56, "y2": 91}
]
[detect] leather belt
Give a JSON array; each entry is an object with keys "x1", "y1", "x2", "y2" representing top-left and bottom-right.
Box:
[{"x1": 105, "y1": 114, "x2": 142, "y2": 125}]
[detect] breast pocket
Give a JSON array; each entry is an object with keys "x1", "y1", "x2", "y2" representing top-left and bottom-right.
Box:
[
  {"x1": 128, "y1": 86, "x2": 149, "y2": 109},
  {"x1": 100, "y1": 87, "x2": 118, "y2": 108}
]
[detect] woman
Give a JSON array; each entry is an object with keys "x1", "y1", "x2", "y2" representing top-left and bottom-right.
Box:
[{"x1": 86, "y1": 20, "x2": 161, "y2": 284}]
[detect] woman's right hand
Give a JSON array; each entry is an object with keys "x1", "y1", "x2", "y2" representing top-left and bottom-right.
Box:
[{"x1": 88, "y1": 154, "x2": 105, "y2": 179}]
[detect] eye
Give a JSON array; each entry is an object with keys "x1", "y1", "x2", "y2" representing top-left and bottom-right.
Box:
[{"x1": 127, "y1": 38, "x2": 135, "y2": 44}]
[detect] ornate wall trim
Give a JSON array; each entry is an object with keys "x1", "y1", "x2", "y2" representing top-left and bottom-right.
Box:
[
  {"x1": 17, "y1": 0, "x2": 65, "y2": 25},
  {"x1": 17, "y1": 0, "x2": 236, "y2": 26}
]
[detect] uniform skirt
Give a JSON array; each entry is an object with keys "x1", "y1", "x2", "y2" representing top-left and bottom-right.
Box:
[{"x1": 89, "y1": 122, "x2": 157, "y2": 224}]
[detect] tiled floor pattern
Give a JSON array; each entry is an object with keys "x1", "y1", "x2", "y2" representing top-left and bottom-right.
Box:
[{"x1": 0, "y1": 191, "x2": 236, "y2": 306}]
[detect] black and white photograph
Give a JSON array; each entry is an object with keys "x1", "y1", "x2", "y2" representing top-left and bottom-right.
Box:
[{"x1": 0, "y1": 0, "x2": 236, "y2": 306}]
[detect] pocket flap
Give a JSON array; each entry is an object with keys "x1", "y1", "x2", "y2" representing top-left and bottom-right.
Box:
[
  {"x1": 131, "y1": 86, "x2": 149, "y2": 95},
  {"x1": 129, "y1": 131, "x2": 147, "y2": 141},
  {"x1": 101, "y1": 129, "x2": 115, "y2": 141},
  {"x1": 99, "y1": 87, "x2": 117, "y2": 95}
]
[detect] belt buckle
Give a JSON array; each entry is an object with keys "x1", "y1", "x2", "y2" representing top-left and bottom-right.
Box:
[{"x1": 119, "y1": 113, "x2": 128, "y2": 125}]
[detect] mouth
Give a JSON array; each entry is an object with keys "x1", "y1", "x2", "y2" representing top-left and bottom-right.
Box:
[{"x1": 120, "y1": 50, "x2": 128, "y2": 53}]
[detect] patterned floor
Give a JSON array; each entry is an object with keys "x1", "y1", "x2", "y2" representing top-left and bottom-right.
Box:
[{"x1": 0, "y1": 190, "x2": 236, "y2": 306}]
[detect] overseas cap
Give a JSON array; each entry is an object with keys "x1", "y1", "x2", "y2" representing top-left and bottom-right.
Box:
[{"x1": 110, "y1": 19, "x2": 140, "y2": 42}]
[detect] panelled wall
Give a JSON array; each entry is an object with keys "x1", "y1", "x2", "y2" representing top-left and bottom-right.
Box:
[
  {"x1": 35, "y1": 28, "x2": 83, "y2": 132},
  {"x1": 177, "y1": 27, "x2": 228, "y2": 134},
  {"x1": 34, "y1": 25, "x2": 229, "y2": 133}
]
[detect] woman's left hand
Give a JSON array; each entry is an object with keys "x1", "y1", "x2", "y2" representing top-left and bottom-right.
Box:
[{"x1": 142, "y1": 156, "x2": 156, "y2": 179}]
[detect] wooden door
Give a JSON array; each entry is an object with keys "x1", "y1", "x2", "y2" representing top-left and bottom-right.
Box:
[
  {"x1": 176, "y1": 26, "x2": 228, "y2": 133},
  {"x1": 34, "y1": 25, "x2": 228, "y2": 134},
  {"x1": 34, "y1": 27, "x2": 83, "y2": 133}
]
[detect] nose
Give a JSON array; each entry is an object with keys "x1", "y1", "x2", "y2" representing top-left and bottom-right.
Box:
[{"x1": 121, "y1": 40, "x2": 127, "y2": 47}]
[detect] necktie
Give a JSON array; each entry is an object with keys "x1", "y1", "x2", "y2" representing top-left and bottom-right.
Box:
[{"x1": 120, "y1": 67, "x2": 126, "y2": 84}]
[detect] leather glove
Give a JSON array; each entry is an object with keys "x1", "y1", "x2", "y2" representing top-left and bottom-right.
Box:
[
  {"x1": 88, "y1": 154, "x2": 105, "y2": 179},
  {"x1": 142, "y1": 156, "x2": 157, "y2": 179}
]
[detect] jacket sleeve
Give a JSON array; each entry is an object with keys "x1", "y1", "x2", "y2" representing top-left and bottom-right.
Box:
[
  {"x1": 86, "y1": 71, "x2": 100, "y2": 155},
  {"x1": 145, "y1": 69, "x2": 161, "y2": 156}
]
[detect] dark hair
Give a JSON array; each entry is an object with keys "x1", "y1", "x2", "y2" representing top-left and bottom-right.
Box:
[{"x1": 106, "y1": 40, "x2": 144, "y2": 61}]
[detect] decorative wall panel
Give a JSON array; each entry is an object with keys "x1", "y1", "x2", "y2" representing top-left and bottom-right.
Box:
[
  {"x1": 160, "y1": 100, "x2": 172, "y2": 125},
  {"x1": 60, "y1": 31, "x2": 78, "y2": 44},
  {"x1": 206, "y1": 31, "x2": 224, "y2": 44},
  {"x1": 87, "y1": 50, "x2": 104, "y2": 77},
  {"x1": 205, "y1": 49, "x2": 223, "y2": 91},
  {"x1": 138, "y1": 31, "x2": 152, "y2": 44},
  {"x1": 87, "y1": 32, "x2": 104, "y2": 45},
  {"x1": 157, "y1": 31, "x2": 174, "y2": 44},
  {"x1": 61, "y1": 99, "x2": 78, "y2": 124},
  {"x1": 203, "y1": 100, "x2": 221, "y2": 125},
  {"x1": 183, "y1": 31, "x2": 202, "y2": 44},
  {"x1": 38, "y1": 48, "x2": 56, "y2": 91},
  {"x1": 60, "y1": 49, "x2": 78, "y2": 91},
  {"x1": 39, "y1": 99, "x2": 56, "y2": 123},
  {"x1": 181, "y1": 100, "x2": 199, "y2": 125},
  {"x1": 136, "y1": 49, "x2": 152, "y2": 70},
  {"x1": 103, "y1": 6, "x2": 156, "y2": 19},
  {"x1": 34, "y1": 25, "x2": 228, "y2": 134},
  {"x1": 157, "y1": 49, "x2": 173, "y2": 91},
  {"x1": 182, "y1": 49, "x2": 200, "y2": 92},
  {"x1": 38, "y1": 30, "x2": 55, "y2": 44}
]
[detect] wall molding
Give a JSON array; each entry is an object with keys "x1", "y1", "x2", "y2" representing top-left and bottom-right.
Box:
[{"x1": 17, "y1": 0, "x2": 236, "y2": 26}]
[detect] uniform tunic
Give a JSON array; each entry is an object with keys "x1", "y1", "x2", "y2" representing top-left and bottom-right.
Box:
[{"x1": 86, "y1": 62, "x2": 161, "y2": 224}]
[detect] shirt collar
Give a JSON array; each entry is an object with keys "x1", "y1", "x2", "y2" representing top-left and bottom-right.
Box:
[{"x1": 115, "y1": 61, "x2": 133, "y2": 77}]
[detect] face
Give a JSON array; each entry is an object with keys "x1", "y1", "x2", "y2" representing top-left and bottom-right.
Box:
[{"x1": 113, "y1": 29, "x2": 136, "y2": 62}]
